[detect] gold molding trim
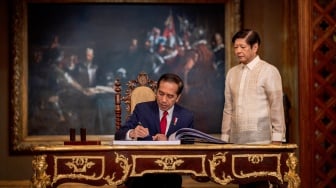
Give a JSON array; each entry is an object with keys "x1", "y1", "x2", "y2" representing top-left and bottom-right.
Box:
[
  {"x1": 155, "y1": 156, "x2": 184, "y2": 170},
  {"x1": 248, "y1": 155, "x2": 263, "y2": 164},
  {"x1": 52, "y1": 155, "x2": 105, "y2": 185},
  {"x1": 284, "y1": 153, "x2": 301, "y2": 188},
  {"x1": 31, "y1": 155, "x2": 51, "y2": 188},
  {"x1": 103, "y1": 152, "x2": 132, "y2": 186},
  {"x1": 209, "y1": 152, "x2": 234, "y2": 185},
  {"x1": 232, "y1": 154, "x2": 283, "y2": 182},
  {"x1": 65, "y1": 157, "x2": 96, "y2": 173},
  {"x1": 130, "y1": 154, "x2": 207, "y2": 177}
]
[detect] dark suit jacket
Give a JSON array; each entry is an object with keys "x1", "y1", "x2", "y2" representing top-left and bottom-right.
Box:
[
  {"x1": 74, "y1": 62, "x2": 99, "y2": 88},
  {"x1": 115, "y1": 101, "x2": 194, "y2": 140}
]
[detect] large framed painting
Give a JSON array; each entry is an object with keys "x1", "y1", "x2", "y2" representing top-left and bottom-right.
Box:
[{"x1": 9, "y1": 0, "x2": 241, "y2": 152}]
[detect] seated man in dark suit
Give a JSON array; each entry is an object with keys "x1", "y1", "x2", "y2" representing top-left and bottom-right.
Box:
[{"x1": 115, "y1": 73, "x2": 194, "y2": 188}]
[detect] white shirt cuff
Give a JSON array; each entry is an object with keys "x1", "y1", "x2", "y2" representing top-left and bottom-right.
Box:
[
  {"x1": 126, "y1": 129, "x2": 136, "y2": 140},
  {"x1": 272, "y1": 132, "x2": 285, "y2": 142},
  {"x1": 221, "y1": 134, "x2": 229, "y2": 142}
]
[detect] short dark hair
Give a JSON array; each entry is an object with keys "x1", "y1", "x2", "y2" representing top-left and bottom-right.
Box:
[
  {"x1": 158, "y1": 73, "x2": 184, "y2": 95},
  {"x1": 231, "y1": 29, "x2": 261, "y2": 47}
]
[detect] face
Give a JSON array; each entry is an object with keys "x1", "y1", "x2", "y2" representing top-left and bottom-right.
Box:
[
  {"x1": 233, "y1": 38, "x2": 258, "y2": 64},
  {"x1": 86, "y1": 51, "x2": 94, "y2": 62},
  {"x1": 215, "y1": 33, "x2": 222, "y2": 45},
  {"x1": 156, "y1": 80, "x2": 181, "y2": 111}
]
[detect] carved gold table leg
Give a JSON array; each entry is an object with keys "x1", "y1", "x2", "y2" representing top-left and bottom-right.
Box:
[
  {"x1": 284, "y1": 153, "x2": 301, "y2": 188},
  {"x1": 31, "y1": 155, "x2": 51, "y2": 188}
]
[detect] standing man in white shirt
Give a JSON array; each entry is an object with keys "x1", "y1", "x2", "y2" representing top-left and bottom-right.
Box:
[{"x1": 221, "y1": 29, "x2": 286, "y2": 187}]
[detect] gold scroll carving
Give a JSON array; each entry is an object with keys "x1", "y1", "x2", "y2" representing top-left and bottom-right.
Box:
[
  {"x1": 209, "y1": 152, "x2": 234, "y2": 185},
  {"x1": 232, "y1": 154, "x2": 283, "y2": 182},
  {"x1": 52, "y1": 156, "x2": 105, "y2": 185},
  {"x1": 130, "y1": 154, "x2": 207, "y2": 177},
  {"x1": 103, "y1": 152, "x2": 132, "y2": 186}
]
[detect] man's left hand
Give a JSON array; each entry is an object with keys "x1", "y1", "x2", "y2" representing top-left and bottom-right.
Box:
[{"x1": 153, "y1": 134, "x2": 167, "y2": 141}]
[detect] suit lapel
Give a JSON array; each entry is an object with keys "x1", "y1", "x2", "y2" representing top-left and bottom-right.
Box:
[
  {"x1": 167, "y1": 105, "x2": 180, "y2": 136},
  {"x1": 153, "y1": 102, "x2": 161, "y2": 133}
]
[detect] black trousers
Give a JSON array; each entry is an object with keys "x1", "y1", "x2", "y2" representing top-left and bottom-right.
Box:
[{"x1": 125, "y1": 173, "x2": 182, "y2": 188}]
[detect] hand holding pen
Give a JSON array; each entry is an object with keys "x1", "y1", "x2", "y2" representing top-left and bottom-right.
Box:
[{"x1": 130, "y1": 121, "x2": 149, "y2": 138}]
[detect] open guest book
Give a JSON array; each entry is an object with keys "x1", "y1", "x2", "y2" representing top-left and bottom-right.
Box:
[
  {"x1": 169, "y1": 128, "x2": 228, "y2": 144},
  {"x1": 112, "y1": 128, "x2": 227, "y2": 145},
  {"x1": 113, "y1": 140, "x2": 181, "y2": 145}
]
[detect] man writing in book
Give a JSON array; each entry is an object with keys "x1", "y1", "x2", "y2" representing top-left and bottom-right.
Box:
[
  {"x1": 115, "y1": 73, "x2": 194, "y2": 188},
  {"x1": 115, "y1": 73, "x2": 194, "y2": 141}
]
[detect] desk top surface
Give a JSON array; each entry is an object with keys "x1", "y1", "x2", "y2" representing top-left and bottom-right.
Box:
[{"x1": 32, "y1": 143, "x2": 298, "y2": 152}]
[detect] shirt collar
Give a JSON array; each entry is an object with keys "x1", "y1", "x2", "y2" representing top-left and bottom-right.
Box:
[
  {"x1": 242, "y1": 55, "x2": 260, "y2": 70},
  {"x1": 160, "y1": 106, "x2": 174, "y2": 117},
  {"x1": 246, "y1": 55, "x2": 260, "y2": 70}
]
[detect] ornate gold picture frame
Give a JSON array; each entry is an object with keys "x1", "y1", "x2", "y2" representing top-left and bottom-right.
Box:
[{"x1": 9, "y1": 0, "x2": 241, "y2": 153}]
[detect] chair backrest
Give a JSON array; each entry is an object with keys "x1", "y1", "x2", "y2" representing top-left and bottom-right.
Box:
[{"x1": 114, "y1": 72, "x2": 157, "y2": 130}]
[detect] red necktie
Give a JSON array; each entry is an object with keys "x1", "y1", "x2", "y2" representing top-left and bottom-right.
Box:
[{"x1": 160, "y1": 111, "x2": 168, "y2": 134}]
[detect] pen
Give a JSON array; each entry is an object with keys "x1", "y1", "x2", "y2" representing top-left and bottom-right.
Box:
[{"x1": 138, "y1": 121, "x2": 147, "y2": 129}]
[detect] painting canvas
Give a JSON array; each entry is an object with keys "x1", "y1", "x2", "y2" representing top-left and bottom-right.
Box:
[
  {"x1": 10, "y1": 0, "x2": 241, "y2": 152},
  {"x1": 27, "y1": 3, "x2": 226, "y2": 136}
]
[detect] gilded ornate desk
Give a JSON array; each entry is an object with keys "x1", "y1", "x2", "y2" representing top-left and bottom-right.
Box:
[{"x1": 30, "y1": 144, "x2": 300, "y2": 188}]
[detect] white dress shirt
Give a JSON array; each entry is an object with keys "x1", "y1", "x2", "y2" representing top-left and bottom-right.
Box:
[{"x1": 221, "y1": 56, "x2": 286, "y2": 144}]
